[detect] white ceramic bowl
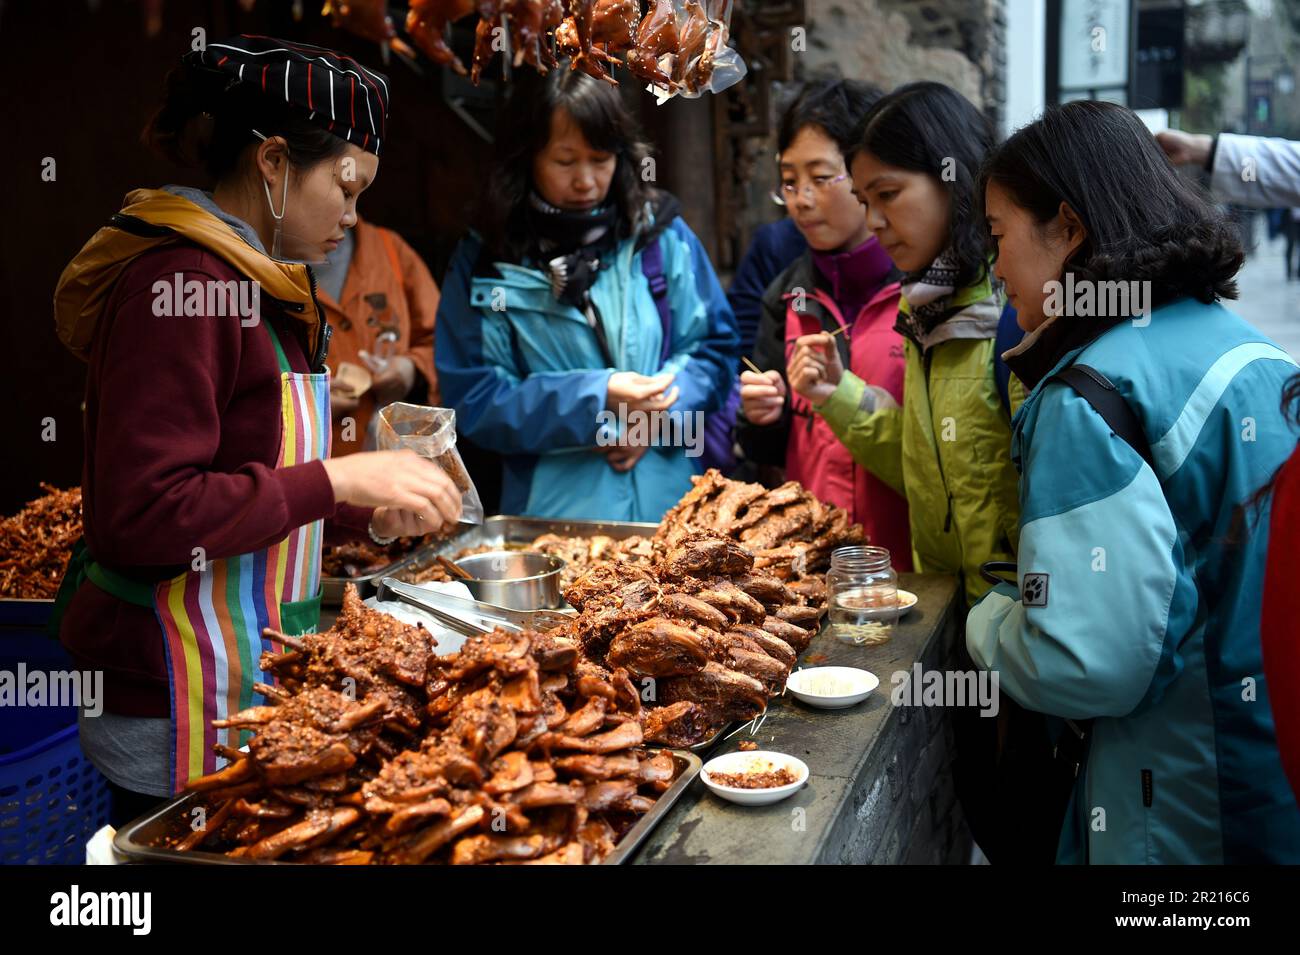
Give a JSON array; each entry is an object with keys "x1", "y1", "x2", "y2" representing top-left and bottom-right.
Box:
[
  {"x1": 701, "y1": 751, "x2": 809, "y2": 806},
  {"x1": 785, "y1": 666, "x2": 880, "y2": 709},
  {"x1": 896, "y1": 589, "x2": 918, "y2": 616}
]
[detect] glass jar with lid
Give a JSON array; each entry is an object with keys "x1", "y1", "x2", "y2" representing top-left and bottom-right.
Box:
[{"x1": 826, "y1": 545, "x2": 898, "y2": 646}]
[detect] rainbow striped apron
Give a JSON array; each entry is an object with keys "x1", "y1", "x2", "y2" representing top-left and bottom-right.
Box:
[{"x1": 155, "y1": 324, "x2": 331, "y2": 792}]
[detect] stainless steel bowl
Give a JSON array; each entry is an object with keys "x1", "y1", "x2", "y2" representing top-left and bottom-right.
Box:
[{"x1": 452, "y1": 550, "x2": 565, "y2": 611}]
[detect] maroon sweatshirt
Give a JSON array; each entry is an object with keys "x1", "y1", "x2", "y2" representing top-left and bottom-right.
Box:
[{"x1": 61, "y1": 243, "x2": 371, "y2": 717}]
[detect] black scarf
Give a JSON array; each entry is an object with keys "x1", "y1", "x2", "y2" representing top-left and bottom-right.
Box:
[{"x1": 525, "y1": 192, "x2": 621, "y2": 309}]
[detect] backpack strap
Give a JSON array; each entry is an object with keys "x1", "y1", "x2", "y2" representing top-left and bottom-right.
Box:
[
  {"x1": 641, "y1": 237, "x2": 673, "y2": 364},
  {"x1": 1048, "y1": 364, "x2": 1154, "y2": 470}
]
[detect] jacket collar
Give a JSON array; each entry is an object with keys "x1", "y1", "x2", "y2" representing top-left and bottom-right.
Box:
[{"x1": 55, "y1": 188, "x2": 323, "y2": 361}]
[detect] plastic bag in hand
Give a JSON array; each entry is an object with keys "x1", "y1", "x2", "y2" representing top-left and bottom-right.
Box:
[{"x1": 375, "y1": 402, "x2": 485, "y2": 525}]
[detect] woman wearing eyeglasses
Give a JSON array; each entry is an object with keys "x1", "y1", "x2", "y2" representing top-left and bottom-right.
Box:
[{"x1": 737, "y1": 80, "x2": 911, "y2": 566}]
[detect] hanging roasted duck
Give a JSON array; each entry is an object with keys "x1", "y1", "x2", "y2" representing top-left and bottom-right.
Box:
[
  {"x1": 323, "y1": 0, "x2": 417, "y2": 60},
  {"x1": 624, "y1": 0, "x2": 678, "y2": 91}
]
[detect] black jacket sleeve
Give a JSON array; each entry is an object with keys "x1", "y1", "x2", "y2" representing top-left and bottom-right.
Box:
[{"x1": 736, "y1": 271, "x2": 794, "y2": 467}]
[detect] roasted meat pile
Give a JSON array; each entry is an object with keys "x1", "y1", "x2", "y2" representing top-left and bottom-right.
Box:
[
  {"x1": 656, "y1": 469, "x2": 869, "y2": 579},
  {"x1": 561, "y1": 533, "x2": 827, "y2": 748},
  {"x1": 170, "y1": 586, "x2": 678, "y2": 865},
  {"x1": 0, "y1": 484, "x2": 82, "y2": 599}
]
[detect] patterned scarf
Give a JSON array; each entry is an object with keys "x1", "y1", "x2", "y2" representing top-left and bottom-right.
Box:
[{"x1": 895, "y1": 248, "x2": 1002, "y2": 350}]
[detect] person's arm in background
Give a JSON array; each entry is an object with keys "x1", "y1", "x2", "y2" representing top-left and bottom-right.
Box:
[
  {"x1": 726, "y1": 218, "x2": 807, "y2": 355},
  {"x1": 657, "y1": 217, "x2": 741, "y2": 415},
  {"x1": 966, "y1": 387, "x2": 1187, "y2": 720},
  {"x1": 435, "y1": 237, "x2": 611, "y2": 457},
  {"x1": 390, "y1": 229, "x2": 442, "y2": 405},
  {"x1": 736, "y1": 274, "x2": 794, "y2": 466},
  {"x1": 1158, "y1": 129, "x2": 1300, "y2": 208}
]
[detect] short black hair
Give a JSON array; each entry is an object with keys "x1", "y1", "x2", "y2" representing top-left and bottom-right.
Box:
[
  {"x1": 979, "y1": 100, "x2": 1242, "y2": 307},
  {"x1": 777, "y1": 78, "x2": 884, "y2": 159},
  {"x1": 857, "y1": 82, "x2": 996, "y2": 288},
  {"x1": 476, "y1": 70, "x2": 655, "y2": 263}
]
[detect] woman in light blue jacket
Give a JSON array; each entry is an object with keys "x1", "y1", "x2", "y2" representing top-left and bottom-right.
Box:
[
  {"x1": 971, "y1": 101, "x2": 1300, "y2": 863},
  {"x1": 436, "y1": 72, "x2": 738, "y2": 522}
]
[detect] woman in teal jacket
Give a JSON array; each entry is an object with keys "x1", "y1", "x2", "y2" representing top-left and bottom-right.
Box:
[
  {"x1": 436, "y1": 72, "x2": 738, "y2": 522},
  {"x1": 971, "y1": 101, "x2": 1300, "y2": 863}
]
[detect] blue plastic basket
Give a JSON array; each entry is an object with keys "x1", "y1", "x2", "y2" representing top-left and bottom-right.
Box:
[{"x1": 1, "y1": 626, "x2": 112, "y2": 865}]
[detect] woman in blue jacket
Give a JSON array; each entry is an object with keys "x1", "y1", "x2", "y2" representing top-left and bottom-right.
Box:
[
  {"x1": 435, "y1": 72, "x2": 738, "y2": 522},
  {"x1": 970, "y1": 100, "x2": 1300, "y2": 863}
]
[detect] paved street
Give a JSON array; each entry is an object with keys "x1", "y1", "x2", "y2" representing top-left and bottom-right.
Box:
[{"x1": 1231, "y1": 231, "x2": 1300, "y2": 360}]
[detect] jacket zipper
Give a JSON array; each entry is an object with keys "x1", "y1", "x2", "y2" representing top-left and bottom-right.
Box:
[{"x1": 922, "y1": 349, "x2": 955, "y2": 532}]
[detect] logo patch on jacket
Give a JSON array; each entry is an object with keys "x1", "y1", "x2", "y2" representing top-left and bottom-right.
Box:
[{"x1": 1022, "y1": 573, "x2": 1049, "y2": 607}]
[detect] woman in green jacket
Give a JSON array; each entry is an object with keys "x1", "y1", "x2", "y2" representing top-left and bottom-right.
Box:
[{"x1": 789, "y1": 82, "x2": 1022, "y2": 607}]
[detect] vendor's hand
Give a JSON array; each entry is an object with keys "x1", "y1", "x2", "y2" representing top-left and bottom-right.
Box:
[
  {"x1": 323, "y1": 449, "x2": 462, "y2": 528},
  {"x1": 367, "y1": 354, "x2": 416, "y2": 407},
  {"x1": 600, "y1": 440, "x2": 651, "y2": 473},
  {"x1": 607, "y1": 371, "x2": 678, "y2": 413},
  {"x1": 740, "y1": 369, "x2": 786, "y2": 426},
  {"x1": 330, "y1": 379, "x2": 361, "y2": 418},
  {"x1": 1155, "y1": 130, "x2": 1213, "y2": 168},
  {"x1": 788, "y1": 333, "x2": 844, "y2": 406},
  {"x1": 371, "y1": 505, "x2": 452, "y2": 539}
]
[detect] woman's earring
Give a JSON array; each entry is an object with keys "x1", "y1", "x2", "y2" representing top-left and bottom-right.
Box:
[
  {"x1": 251, "y1": 128, "x2": 288, "y2": 259},
  {"x1": 262, "y1": 174, "x2": 288, "y2": 259}
]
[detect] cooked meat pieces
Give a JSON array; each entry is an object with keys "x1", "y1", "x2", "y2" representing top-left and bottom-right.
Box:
[
  {"x1": 724, "y1": 648, "x2": 789, "y2": 694},
  {"x1": 761, "y1": 616, "x2": 815, "y2": 653},
  {"x1": 536, "y1": 719, "x2": 644, "y2": 754},
  {"x1": 786, "y1": 576, "x2": 828, "y2": 605},
  {"x1": 733, "y1": 573, "x2": 796, "y2": 609},
  {"x1": 739, "y1": 501, "x2": 815, "y2": 551},
  {"x1": 658, "y1": 534, "x2": 754, "y2": 581},
  {"x1": 725, "y1": 625, "x2": 798, "y2": 668},
  {"x1": 660, "y1": 662, "x2": 768, "y2": 723},
  {"x1": 606, "y1": 617, "x2": 709, "y2": 678},
  {"x1": 563, "y1": 562, "x2": 661, "y2": 614},
  {"x1": 179, "y1": 584, "x2": 686, "y2": 866},
  {"x1": 247, "y1": 722, "x2": 358, "y2": 786},
  {"x1": 552, "y1": 753, "x2": 641, "y2": 781},
  {"x1": 776, "y1": 604, "x2": 825, "y2": 627},
  {"x1": 732, "y1": 481, "x2": 806, "y2": 531},
  {"x1": 684, "y1": 578, "x2": 767, "y2": 624},
  {"x1": 657, "y1": 592, "x2": 730, "y2": 631}
]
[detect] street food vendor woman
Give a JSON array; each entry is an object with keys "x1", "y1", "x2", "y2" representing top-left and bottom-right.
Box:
[{"x1": 51, "y1": 37, "x2": 462, "y2": 816}]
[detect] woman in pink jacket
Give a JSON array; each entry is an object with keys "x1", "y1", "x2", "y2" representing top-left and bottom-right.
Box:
[{"x1": 737, "y1": 79, "x2": 910, "y2": 567}]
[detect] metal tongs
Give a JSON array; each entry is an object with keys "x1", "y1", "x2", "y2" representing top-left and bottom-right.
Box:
[{"x1": 376, "y1": 577, "x2": 573, "y2": 638}]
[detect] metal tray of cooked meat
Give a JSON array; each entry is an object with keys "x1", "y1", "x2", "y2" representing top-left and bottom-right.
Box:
[
  {"x1": 112, "y1": 748, "x2": 701, "y2": 866},
  {"x1": 398, "y1": 515, "x2": 660, "y2": 581},
  {"x1": 320, "y1": 549, "x2": 431, "y2": 606}
]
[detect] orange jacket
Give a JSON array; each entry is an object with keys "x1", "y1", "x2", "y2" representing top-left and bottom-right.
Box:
[{"x1": 320, "y1": 217, "x2": 440, "y2": 453}]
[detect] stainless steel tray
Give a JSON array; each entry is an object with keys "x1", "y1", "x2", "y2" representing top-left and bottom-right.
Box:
[
  {"x1": 320, "y1": 549, "x2": 428, "y2": 606},
  {"x1": 399, "y1": 515, "x2": 659, "y2": 581},
  {"x1": 112, "y1": 748, "x2": 700, "y2": 866}
]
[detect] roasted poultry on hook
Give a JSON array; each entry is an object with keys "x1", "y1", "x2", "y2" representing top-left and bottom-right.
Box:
[
  {"x1": 591, "y1": 0, "x2": 641, "y2": 52},
  {"x1": 322, "y1": 0, "x2": 417, "y2": 58},
  {"x1": 625, "y1": 0, "x2": 678, "y2": 90},
  {"x1": 406, "y1": 0, "x2": 477, "y2": 74}
]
